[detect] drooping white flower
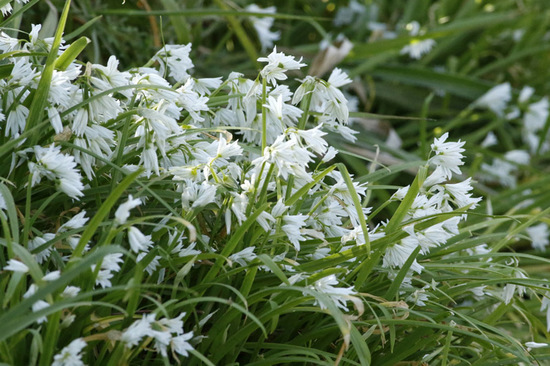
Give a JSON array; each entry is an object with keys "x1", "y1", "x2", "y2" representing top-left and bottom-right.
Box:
[
  {"x1": 444, "y1": 178, "x2": 481, "y2": 209},
  {"x1": 59, "y1": 211, "x2": 89, "y2": 232},
  {"x1": 154, "y1": 44, "x2": 194, "y2": 82},
  {"x1": 23, "y1": 284, "x2": 50, "y2": 324},
  {"x1": 137, "y1": 253, "x2": 161, "y2": 275},
  {"x1": 400, "y1": 38, "x2": 436, "y2": 59},
  {"x1": 62, "y1": 286, "x2": 81, "y2": 298},
  {"x1": 192, "y1": 77, "x2": 223, "y2": 96},
  {"x1": 128, "y1": 226, "x2": 153, "y2": 253},
  {"x1": 474, "y1": 83, "x2": 512, "y2": 116},
  {"x1": 479, "y1": 149, "x2": 530, "y2": 188},
  {"x1": 47, "y1": 107, "x2": 63, "y2": 134},
  {"x1": 42, "y1": 271, "x2": 61, "y2": 281},
  {"x1": 525, "y1": 342, "x2": 548, "y2": 350},
  {"x1": 246, "y1": 4, "x2": 280, "y2": 51},
  {"x1": 383, "y1": 240, "x2": 424, "y2": 274},
  {"x1": 28, "y1": 233, "x2": 56, "y2": 264},
  {"x1": 121, "y1": 313, "x2": 155, "y2": 347},
  {"x1": 171, "y1": 332, "x2": 194, "y2": 357},
  {"x1": 0, "y1": 31, "x2": 19, "y2": 52},
  {"x1": 176, "y1": 78, "x2": 210, "y2": 122},
  {"x1": 92, "y1": 253, "x2": 124, "y2": 288},
  {"x1": 114, "y1": 195, "x2": 142, "y2": 225},
  {"x1": 279, "y1": 214, "x2": 307, "y2": 251},
  {"x1": 307, "y1": 274, "x2": 361, "y2": 312},
  {"x1": 5, "y1": 104, "x2": 28, "y2": 138},
  {"x1": 333, "y1": 0, "x2": 366, "y2": 26},
  {"x1": 29, "y1": 145, "x2": 84, "y2": 199},
  {"x1": 502, "y1": 269, "x2": 528, "y2": 304},
  {"x1": 3, "y1": 259, "x2": 29, "y2": 273},
  {"x1": 52, "y1": 338, "x2": 87, "y2": 366},
  {"x1": 480, "y1": 131, "x2": 498, "y2": 148},
  {"x1": 406, "y1": 288, "x2": 430, "y2": 306},
  {"x1": 181, "y1": 181, "x2": 218, "y2": 209},
  {"x1": 228, "y1": 247, "x2": 257, "y2": 267},
  {"x1": 526, "y1": 223, "x2": 549, "y2": 251},
  {"x1": 122, "y1": 312, "x2": 194, "y2": 359},
  {"x1": 524, "y1": 97, "x2": 549, "y2": 132}
]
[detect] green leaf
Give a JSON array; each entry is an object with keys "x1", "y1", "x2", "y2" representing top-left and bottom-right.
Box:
[
  {"x1": 25, "y1": 0, "x2": 72, "y2": 136},
  {"x1": 70, "y1": 168, "x2": 143, "y2": 259},
  {"x1": 54, "y1": 36, "x2": 90, "y2": 71}
]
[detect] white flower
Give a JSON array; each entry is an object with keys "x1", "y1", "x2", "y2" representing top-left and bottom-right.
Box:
[
  {"x1": 400, "y1": 39, "x2": 436, "y2": 59},
  {"x1": 502, "y1": 270, "x2": 528, "y2": 304},
  {"x1": 128, "y1": 226, "x2": 153, "y2": 253},
  {"x1": 122, "y1": 313, "x2": 194, "y2": 359},
  {"x1": 92, "y1": 253, "x2": 124, "y2": 288},
  {"x1": 246, "y1": 4, "x2": 280, "y2": 51},
  {"x1": 526, "y1": 223, "x2": 549, "y2": 251},
  {"x1": 524, "y1": 97, "x2": 549, "y2": 132},
  {"x1": 23, "y1": 284, "x2": 49, "y2": 324},
  {"x1": 102, "y1": 253, "x2": 124, "y2": 272},
  {"x1": 137, "y1": 253, "x2": 161, "y2": 275},
  {"x1": 406, "y1": 288, "x2": 429, "y2": 306},
  {"x1": 141, "y1": 145, "x2": 160, "y2": 178},
  {"x1": 176, "y1": 79, "x2": 210, "y2": 122},
  {"x1": 176, "y1": 242, "x2": 201, "y2": 257},
  {"x1": 468, "y1": 286, "x2": 486, "y2": 298},
  {"x1": 47, "y1": 107, "x2": 63, "y2": 134},
  {"x1": 3, "y1": 259, "x2": 29, "y2": 273},
  {"x1": 383, "y1": 240, "x2": 424, "y2": 274},
  {"x1": 525, "y1": 342, "x2": 548, "y2": 350},
  {"x1": 5, "y1": 104, "x2": 29, "y2": 138},
  {"x1": 43, "y1": 271, "x2": 61, "y2": 281},
  {"x1": 181, "y1": 181, "x2": 218, "y2": 209},
  {"x1": 0, "y1": 31, "x2": 19, "y2": 52},
  {"x1": 228, "y1": 247, "x2": 257, "y2": 267},
  {"x1": 322, "y1": 146, "x2": 338, "y2": 162},
  {"x1": 29, "y1": 144, "x2": 84, "y2": 199},
  {"x1": 52, "y1": 338, "x2": 87, "y2": 366},
  {"x1": 282, "y1": 214, "x2": 307, "y2": 251},
  {"x1": 114, "y1": 195, "x2": 142, "y2": 225},
  {"x1": 258, "y1": 47, "x2": 306, "y2": 85},
  {"x1": 429, "y1": 133, "x2": 465, "y2": 179},
  {"x1": 62, "y1": 286, "x2": 81, "y2": 298},
  {"x1": 333, "y1": 0, "x2": 366, "y2": 26},
  {"x1": 444, "y1": 178, "x2": 481, "y2": 209},
  {"x1": 193, "y1": 77, "x2": 223, "y2": 95},
  {"x1": 28, "y1": 234, "x2": 56, "y2": 264},
  {"x1": 59, "y1": 211, "x2": 89, "y2": 231},
  {"x1": 122, "y1": 313, "x2": 155, "y2": 347},
  {"x1": 171, "y1": 332, "x2": 194, "y2": 357},
  {"x1": 154, "y1": 44, "x2": 194, "y2": 82},
  {"x1": 91, "y1": 55, "x2": 132, "y2": 98},
  {"x1": 474, "y1": 83, "x2": 512, "y2": 116},
  {"x1": 308, "y1": 274, "x2": 361, "y2": 312},
  {"x1": 480, "y1": 131, "x2": 498, "y2": 148}
]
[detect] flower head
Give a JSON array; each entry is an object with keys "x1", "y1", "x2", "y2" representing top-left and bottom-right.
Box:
[{"x1": 258, "y1": 47, "x2": 306, "y2": 85}]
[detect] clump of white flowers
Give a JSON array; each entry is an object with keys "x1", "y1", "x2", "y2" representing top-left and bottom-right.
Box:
[
  {"x1": 474, "y1": 83, "x2": 550, "y2": 187},
  {"x1": 0, "y1": 20, "x2": 545, "y2": 365}
]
